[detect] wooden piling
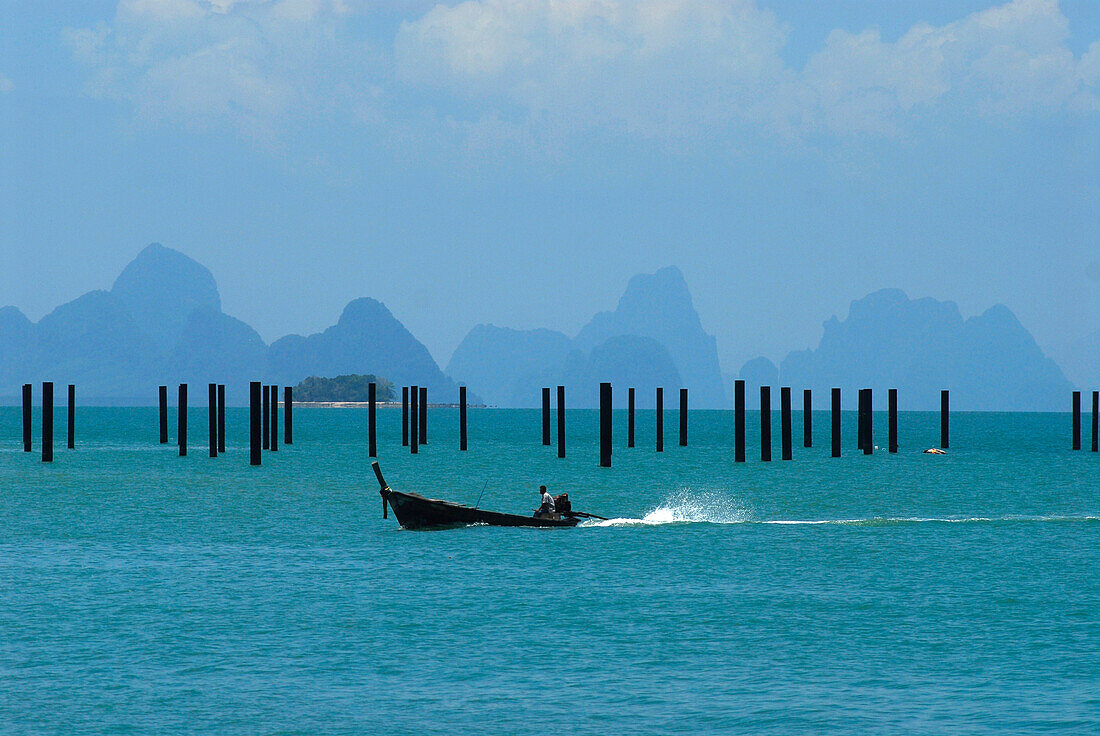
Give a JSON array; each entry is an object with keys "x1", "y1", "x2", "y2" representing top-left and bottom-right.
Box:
[
  {"x1": 159, "y1": 385, "x2": 168, "y2": 444},
  {"x1": 67, "y1": 384, "x2": 75, "y2": 450},
  {"x1": 217, "y1": 385, "x2": 226, "y2": 453},
  {"x1": 803, "y1": 389, "x2": 812, "y2": 448},
  {"x1": 628, "y1": 387, "x2": 635, "y2": 448},
  {"x1": 734, "y1": 379, "x2": 745, "y2": 463},
  {"x1": 459, "y1": 386, "x2": 467, "y2": 451},
  {"x1": 368, "y1": 381, "x2": 377, "y2": 458},
  {"x1": 940, "y1": 390, "x2": 949, "y2": 449},
  {"x1": 831, "y1": 388, "x2": 841, "y2": 458},
  {"x1": 781, "y1": 386, "x2": 792, "y2": 461},
  {"x1": 178, "y1": 384, "x2": 187, "y2": 457},
  {"x1": 857, "y1": 389, "x2": 866, "y2": 452},
  {"x1": 679, "y1": 388, "x2": 688, "y2": 447},
  {"x1": 42, "y1": 382, "x2": 53, "y2": 463},
  {"x1": 556, "y1": 385, "x2": 565, "y2": 459},
  {"x1": 419, "y1": 386, "x2": 427, "y2": 445},
  {"x1": 249, "y1": 381, "x2": 261, "y2": 466},
  {"x1": 410, "y1": 385, "x2": 419, "y2": 455},
  {"x1": 542, "y1": 387, "x2": 551, "y2": 445},
  {"x1": 22, "y1": 383, "x2": 31, "y2": 452},
  {"x1": 208, "y1": 383, "x2": 217, "y2": 458},
  {"x1": 656, "y1": 387, "x2": 664, "y2": 452},
  {"x1": 262, "y1": 385, "x2": 270, "y2": 450},
  {"x1": 283, "y1": 386, "x2": 292, "y2": 445},
  {"x1": 600, "y1": 382, "x2": 612, "y2": 468},
  {"x1": 1093, "y1": 391, "x2": 1099, "y2": 453},
  {"x1": 760, "y1": 386, "x2": 771, "y2": 462},
  {"x1": 402, "y1": 387, "x2": 409, "y2": 447},
  {"x1": 270, "y1": 385, "x2": 279, "y2": 451},
  {"x1": 888, "y1": 388, "x2": 898, "y2": 453},
  {"x1": 863, "y1": 388, "x2": 873, "y2": 455},
  {"x1": 206, "y1": 382, "x2": 216, "y2": 455},
  {"x1": 1072, "y1": 390, "x2": 1081, "y2": 451}
]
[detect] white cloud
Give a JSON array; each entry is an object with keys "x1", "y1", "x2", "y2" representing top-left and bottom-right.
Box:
[
  {"x1": 395, "y1": 0, "x2": 797, "y2": 141},
  {"x1": 62, "y1": 0, "x2": 379, "y2": 141},
  {"x1": 396, "y1": 0, "x2": 1100, "y2": 140},
  {"x1": 802, "y1": 0, "x2": 1098, "y2": 134},
  {"x1": 66, "y1": 0, "x2": 1100, "y2": 148},
  {"x1": 0, "y1": 75, "x2": 13, "y2": 93}
]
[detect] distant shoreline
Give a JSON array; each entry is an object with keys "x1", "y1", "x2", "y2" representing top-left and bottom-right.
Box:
[{"x1": 295, "y1": 401, "x2": 487, "y2": 409}]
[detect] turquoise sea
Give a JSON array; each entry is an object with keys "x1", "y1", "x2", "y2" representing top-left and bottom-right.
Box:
[{"x1": 2, "y1": 405, "x2": 1099, "y2": 734}]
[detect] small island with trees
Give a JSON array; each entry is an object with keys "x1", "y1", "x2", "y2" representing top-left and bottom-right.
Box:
[{"x1": 293, "y1": 374, "x2": 396, "y2": 403}]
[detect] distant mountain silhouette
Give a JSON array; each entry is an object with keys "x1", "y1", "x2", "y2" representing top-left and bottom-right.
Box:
[
  {"x1": 446, "y1": 325, "x2": 572, "y2": 408},
  {"x1": 771, "y1": 289, "x2": 1072, "y2": 410},
  {"x1": 446, "y1": 266, "x2": 726, "y2": 407},
  {"x1": 574, "y1": 267, "x2": 726, "y2": 407},
  {"x1": 266, "y1": 298, "x2": 461, "y2": 401},
  {"x1": 0, "y1": 244, "x2": 461, "y2": 402},
  {"x1": 737, "y1": 357, "x2": 779, "y2": 409},
  {"x1": 562, "y1": 336, "x2": 682, "y2": 408}
]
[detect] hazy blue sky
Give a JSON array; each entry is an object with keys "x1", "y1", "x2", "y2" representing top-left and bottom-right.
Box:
[{"x1": 2, "y1": 0, "x2": 1098, "y2": 374}]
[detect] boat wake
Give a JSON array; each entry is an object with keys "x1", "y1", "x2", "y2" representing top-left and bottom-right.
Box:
[{"x1": 583, "y1": 489, "x2": 752, "y2": 527}]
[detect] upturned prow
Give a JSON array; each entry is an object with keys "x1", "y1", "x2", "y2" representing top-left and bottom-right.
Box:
[{"x1": 372, "y1": 461, "x2": 390, "y2": 518}]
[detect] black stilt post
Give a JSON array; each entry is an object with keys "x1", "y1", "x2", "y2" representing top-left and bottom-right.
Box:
[
  {"x1": 781, "y1": 386, "x2": 792, "y2": 461},
  {"x1": 67, "y1": 384, "x2": 75, "y2": 450},
  {"x1": 656, "y1": 387, "x2": 664, "y2": 452},
  {"x1": 459, "y1": 386, "x2": 467, "y2": 451},
  {"x1": 556, "y1": 385, "x2": 565, "y2": 459},
  {"x1": 270, "y1": 385, "x2": 278, "y2": 452},
  {"x1": 863, "y1": 388, "x2": 873, "y2": 455},
  {"x1": 262, "y1": 386, "x2": 269, "y2": 450},
  {"x1": 760, "y1": 386, "x2": 772, "y2": 462},
  {"x1": 410, "y1": 385, "x2": 419, "y2": 455},
  {"x1": 402, "y1": 387, "x2": 409, "y2": 447},
  {"x1": 283, "y1": 386, "x2": 292, "y2": 445},
  {"x1": 178, "y1": 384, "x2": 187, "y2": 457},
  {"x1": 208, "y1": 383, "x2": 217, "y2": 458},
  {"x1": 249, "y1": 381, "x2": 261, "y2": 466},
  {"x1": 679, "y1": 388, "x2": 688, "y2": 447},
  {"x1": 831, "y1": 388, "x2": 841, "y2": 458},
  {"x1": 368, "y1": 381, "x2": 377, "y2": 458},
  {"x1": 1093, "y1": 391, "x2": 1099, "y2": 453},
  {"x1": 419, "y1": 386, "x2": 427, "y2": 445},
  {"x1": 42, "y1": 382, "x2": 53, "y2": 463},
  {"x1": 889, "y1": 388, "x2": 898, "y2": 454},
  {"x1": 803, "y1": 389, "x2": 812, "y2": 448},
  {"x1": 542, "y1": 387, "x2": 551, "y2": 445},
  {"x1": 857, "y1": 389, "x2": 866, "y2": 452},
  {"x1": 627, "y1": 387, "x2": 635, "y2": 448},
  {"x1": 22, "y1": 384, "x2": 31, "y2": 452},
  {"x1": 218, "y1": 385, "x2": 226, "y2": 453},
  {"x1": 734, "y1": 379, "x2": 745, "y2": 463},
  {"x1": 159, "y1": 385, "x2": 168, "y2": 444},
  {"x1": 600, "y1": 382, "x2": 612, "y2": 468},
  {"x1": 940, "y1": 390, "x2": 949, "y2": 449},
  {"x1": 1072, "y1": 391, "x2": 1081, "y2": 451}
]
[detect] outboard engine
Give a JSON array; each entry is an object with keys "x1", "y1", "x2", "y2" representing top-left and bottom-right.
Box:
[{"x1": 554, "y1": 493, "x2": 572, "y2": 515}]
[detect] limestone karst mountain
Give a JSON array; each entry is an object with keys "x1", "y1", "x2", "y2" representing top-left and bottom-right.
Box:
[
  {"x1": 0, "y1": 244, "x2": 458, "y2": 402},
  {"x1": 446, "y1": 266, "x2": 726, "y2": 408}
]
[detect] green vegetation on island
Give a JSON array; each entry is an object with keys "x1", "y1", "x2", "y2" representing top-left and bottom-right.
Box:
[{"x1": 294, "y1": 374, "x2": 396, "y2": 402}]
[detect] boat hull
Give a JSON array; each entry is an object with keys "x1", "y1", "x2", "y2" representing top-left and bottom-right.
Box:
[{"x1": 385, "y1": 489, "x2": 581, "y2": 530}]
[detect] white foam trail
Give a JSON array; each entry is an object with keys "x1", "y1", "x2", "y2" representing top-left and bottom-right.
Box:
[{"x1": 583, "y1": 489, "x2": 751, "y2": 527}]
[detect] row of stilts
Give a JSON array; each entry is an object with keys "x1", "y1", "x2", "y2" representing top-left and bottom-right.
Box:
[
  {"x1": 14, "y1": 382, "x2": 1099, "y2": 467},
  {"x1": 545, "y1": 383, "x2": 947, "y2": 468}
]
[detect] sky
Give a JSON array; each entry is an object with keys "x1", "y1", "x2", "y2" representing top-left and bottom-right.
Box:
[{"x1": 1, "y1": 0, "x2": 1099, "y2": 378}]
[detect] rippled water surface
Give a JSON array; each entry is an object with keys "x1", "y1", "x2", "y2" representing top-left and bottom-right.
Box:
[{"x1": 2, "y1": 406, "x2": 1099, "y2": 734}]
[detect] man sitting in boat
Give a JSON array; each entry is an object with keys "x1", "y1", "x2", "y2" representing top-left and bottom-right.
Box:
[{"x1": 534, "y1": 485, "x2": 556, "y2": 518}]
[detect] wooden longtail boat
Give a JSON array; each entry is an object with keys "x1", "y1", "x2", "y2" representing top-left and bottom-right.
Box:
[{"x1": 372, "y1": 462, "x2": 605, "y2": 530}]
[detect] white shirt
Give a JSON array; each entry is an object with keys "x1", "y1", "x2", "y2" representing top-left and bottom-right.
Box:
[{"x1": 541, "y1": 491, "x2": 555, "y2": 512}]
